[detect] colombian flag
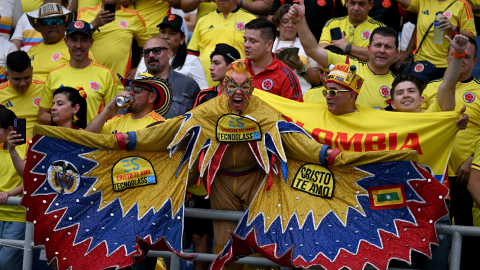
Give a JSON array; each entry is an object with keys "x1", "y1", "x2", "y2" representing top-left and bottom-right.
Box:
[{"x1": 368, "y1": 184, "x2": 407, "y2": 210}]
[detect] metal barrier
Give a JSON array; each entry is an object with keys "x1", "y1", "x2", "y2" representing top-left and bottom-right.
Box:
[{"x1": 3, "y1": 196, "x2": 480, "y2": 270}]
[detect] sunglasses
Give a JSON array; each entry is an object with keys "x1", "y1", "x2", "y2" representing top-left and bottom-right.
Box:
[
  {"x1": 125, "y1": 85, "x2": 153, "y2": 93},
  {"x1": 142, "y1": 47, "x2": 168, "y2": 56},
  {"x1": 323, "y1": 89, "x2": 352, "y2": 98},
  {"x1": 40, "y1": 17, "x2": 65, "y2": 26}
]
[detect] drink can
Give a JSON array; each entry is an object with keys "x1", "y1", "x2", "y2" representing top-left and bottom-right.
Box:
[{"x1": 116, "y1": 96, "x2": 134, "y2": 107}]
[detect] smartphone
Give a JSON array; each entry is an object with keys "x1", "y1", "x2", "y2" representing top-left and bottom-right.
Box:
[
  {"x1": 104, "y1": 3, "x2": 116, "y2": 14},
  {"x1": 331, "y1": 27, "x2": 342, "y2": 40},
  {"x1": 13, "y1": 118, "x2": 26, "y2": 145}
]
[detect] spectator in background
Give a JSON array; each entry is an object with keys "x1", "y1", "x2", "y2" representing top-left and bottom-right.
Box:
[
  {"x1": 187, "y1": 0, "x2": 255, "y2": 87},
  {"x1": 368, "y1": 0, "x2": 402, "y2": 33},
  {"x1": 78, "y1": 0, "x2": 150, "y2": 91},
  {"x1": 268, "y1": 0, "x2": 344, "y2": 42},
  {"x1": 319, "y1": 0, "x2": 386, "y2": 62},
  {"x1": 143, "y1": 37, "x2": 200, "y2": 119},
  {"x1": 408, "y1": 60, "x2": 437, "y2": 89},
  {"x1": 26, "y1": 2, "x2": 76, "y2": 82},
  {"x1": 127, "y1": 0, "x2": 179, "y2": 37},
  {"x1": 272, "y1": 4, "x2": 320, "y2": 95},
  {"x1": 242, "y1": 19, "x2": 303, "y2": 101},
  {"x1": 194, "y1": 43, "x2": 241, "y2": 107},
  {"x1": 38, "y1": 21, "x2": 117, "y2": 125},
  {"x1": 21, "y1": 0, "x2": 43, "y2": 13},
  {"x1": 0, "y1": 38, "x2": 17, "y2": 83},
  {"x1": 78, "y1": 0, "x2": 102, "y2": 10},
  {"x1": 0, "y1": 0, "x2": 22, "y2": 40},
  {"x1": 0, "y1": 51, "x2": 44, "y2": 140},
  {"x1": 136, "y1": 14, "x2": 208, "y2": 90},
  {"x1": 397, "y1": 0, "x2": 476, "y2": 79},
  {"x1": 181, "y1": 0, "x2": 272, "y2": 21}
]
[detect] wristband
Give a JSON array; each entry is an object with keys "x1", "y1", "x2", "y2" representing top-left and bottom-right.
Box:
[
  {"x1": 116, "y1": 132, "x2": 127, "y2": 150},
  {"x1": 126, "y1": 131, "x2": 137, "y2": 151},
  {"x1": 239, "y1": 0, "x2": 243, "y2": 7},
  {"x1": 453, "y1": 50, "x2": 466, "y2": 59},
  {"x1": 327, "y1": 148, "x2": 342, "y2": 166},
  {"x1": 456, "y1": 26, "x2": 460, "y2": 33}
]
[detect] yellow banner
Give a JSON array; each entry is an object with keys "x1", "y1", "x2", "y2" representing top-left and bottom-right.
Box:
[{"x1": 254, "y1": 90, "x2": 460, "y2": 181}]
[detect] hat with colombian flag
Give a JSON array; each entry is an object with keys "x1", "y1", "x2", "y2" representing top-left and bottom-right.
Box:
[{"x1": 325, "y1": 63, "x2": 364, "y2": 95}]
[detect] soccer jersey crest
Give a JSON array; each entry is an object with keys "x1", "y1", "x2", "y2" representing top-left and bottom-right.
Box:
[
  {"x1": 235, "y1": 22, "x2": 245, "y2": 31},
  {"x1": 443, "y1": 11, "x2": 452, "y2": 18},
  {"x1": 379, "y1": 86, "x2": 390, "y2": 98},
  {"x1": 74, "y1": 21, "x2": 84, "y2": 28},
  {"x1": 90, "y1": 81, "x2": 100, "y2": 91},
  {"x1": 463, "y1": 92, "x2": 476, "y2": 103},
  {"x1": 119, "y1": 20, "x2": 128, "y2": 29},
  {"x1": 414, "y1": 63, "x2": 424, "y2": 72},
  {"x1": 261, "y1": 79, "x2": 273, "y2": 90},
  {"x1": 33, "y1": 97, "x2": 41, "y2": 107},
  {"x1": 361, "y1": 30, "x2": 371, "y2": 40},
  {"x1": 51, "y1": 53, "x2": 61, "y2": 61}
]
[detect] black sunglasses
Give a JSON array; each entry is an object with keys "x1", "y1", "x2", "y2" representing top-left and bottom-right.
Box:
[{"x1": 142, "y1": 47, "x2": 168, "y2": 56}]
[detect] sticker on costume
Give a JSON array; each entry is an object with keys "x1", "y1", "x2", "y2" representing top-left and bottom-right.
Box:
[
  {"x1": 361, "y1": 30, "x2": 371, "y2": 40},
  {"x1": 367, "y1": 184, "x2": 407, "y2": 210},
  {"x1": 443, "y1": 11, "x2": 452, "y2": 18},
  {"x1": 33, "y1": 97, "x2": 41, "y2": 107},
  {"x1": 414, "y1": 63, "x2": 424, "y2": 72},
  {"x1": 74, "y1": 21, "x2": 84, "y2": 28},
  {"x1": 112, "y1": 157, "x2": 157, "y2": 192},
  {"x1": 291, "y1": 164, "x2": 335, "y2": 198},
  {"x1": 47, "y1": 160, "x2": 81, "y2": 194},
  {"x1": 235, "y1": 22, "x2": 245, "y2": 31},
  {"x1": 463, "y1": 92, "x2": 475, "y2": 103},
  {"x1": 119, "y1": 20, "x2": 129, "y2": 29},
  {"x1": 216, "y1": 114, "x2": 262, "y2": 142},
  {"x1": 90, "y1": 81, "x2": 100, "y2": 91},
  {"x1": 261, "y1": 79, "x2": 273, "y2": 90},
  {"x1": 379, "y1": 85, "x2": 391, "y2": 98},
  {"x1": 51, "y1": 53, "x2": 61, "y2": 61}
]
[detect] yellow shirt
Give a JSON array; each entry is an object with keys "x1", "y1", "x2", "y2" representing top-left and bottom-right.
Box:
[
  {"x1": 472, "y1": 137, "x2": 480, "y2": 171},
  {"x1": 28, "y1": 40, "x2": 70, "y2": 82},
  {"x1": 21, "y1": 0, "x2": 42, "y2": 13},
  {"x1": 405, "y1": 0, "x2": 476, "y2": 68},
  {"x1": 128, "y1": 0, "x2": 170, "y2": 37},
  {"x1": 196, "y1": 0, "x2": 253, "y2": 21},
  {"x1": 422, "y1": 77, "x2": 480, "y2": 176},
  {"x1": 41, "y1": 61, "x2": 118, "y2": 123},
  {"x1": 78, "y1": 5, "x2": 150, "y2": 92},
  {"x1": 319, "y1": 16, "x2": 386, "y2": 47},
  {"x1": 0, "y1": 143, "x2": 28, "y2": 223},
  {"x1": 0, "y1": 80, "x2": 44, "y2": 139},
  {"x1": 303, "y1": 86, "x2": 327, "y2": 103},
  {"x1": 78, "y1": 0, "x2": 102, "y2": 9},
  {"x1": 188, "y1": 7, "x2": 256, "y2": 87},
  {"x1": 328, "y1": 53, "x2": 395, "y2": 108},
  {"x1": 101, "y1": 110, "x2": 165, "y2": 134}
]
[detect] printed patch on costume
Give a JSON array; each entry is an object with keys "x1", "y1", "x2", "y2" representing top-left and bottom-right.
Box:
[
  {"x1": 74, "y1": 21, "x2": 84, "y2": 28},
  {"x1": 119, "y1": 20, "x2": 129, "y2": 29},
  {"x1": 90, "y1": 81, "x2": 100, "y2": 91},
  {"x1": 368, "y1": 184, "x2": 407, "y2": 210},
  {"x1": 361, "y1": 30, "x2": 371, "y2": 40},
  {"x1": 414, "y1": 63, "x2": 424, "y2": 72},
  {"x1": 291, "y1": 164, "x2": 335, "y2": 198},
  {"x1": 112, "y1": 157, "x2": 157, "y2": 192},
  {"x1": 261, "y1": 79, "x2": 273, "y2": 90},
  {"x1": 235, "y1": 22, "x2": 245, "y2": 31},
  {"x1": 216, "y1": 114, "x2": 262, "y2": 142},
  {"x1": 51, "y1": 53, "x2": 61, "y2": 61},
  {"x1": 463, "y1": 92, "x2": 475, "y2": 103},
  {"x1": 33, "y1": 97, "x2": 41, "y2": 107},
  {"x1": 443, "y1": 11, "x2": 452, "y2": 18},
  {"x1": 47, "y1": 160, "x2": 81, "y2": 194},
  {"x1": 379, "y1": 85, "x2": 391, "y2": 98}
]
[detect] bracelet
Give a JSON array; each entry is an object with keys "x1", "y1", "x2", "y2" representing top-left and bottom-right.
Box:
[
  {"x1": 453, "y1": 50, "x2": 466, "y2": 59},
  {"x1": 10, "y1": 153, "x2": 19, "y2": 157}
]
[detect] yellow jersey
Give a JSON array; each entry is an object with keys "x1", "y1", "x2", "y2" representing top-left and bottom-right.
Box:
[
  {"x1": 27, "y1": 40, "x2": 70, "y2": 82},
  {"x1": 472, "y1": 137, "x2": 480, "y2": 172},
  {"x1": 0, "y1": 143, "x2": 28, "y2": 223},
  {"x1": 78, "y1": 0, "x2": 102, "y2": 9},
  {"x1": 21, "y1": 0, "x2": 42, "y2": 13},
  {"x1": 128, "y1": 0, "x2": 170, "y2": 37},
  {"x1": 196, "y1": 0, "x2": 253, "y2": 21},
  {"x1": 41, "y1": 61, "x2": 118, "y2": 123},
  {"x1": 187, "y1": 7, "x2": 256, "y2": 87},
  {"x1": 405, "y1": 0, "x2": 476, "y2": 68},
  {"x1": 101, "y1": 110, "x2": 165, "y2": 134},
  {"x1": 328, "y1": 52, "x2": 395, "y2": 108},
  {"x1": 303, "y1": 86, "x2": 327, "y2": 103},
  {"x1": 422, "y1": 77, "x2": 480, "y2": 176},
  {"x1": 0, "y1": 80, "x2": 44, "y2": 139},
  {"x1": 319, "y1": 16, "x2": 386, "y2": 47},
  {"x1": 78, "y1": 5, "x2": 150, "y2": 92}
]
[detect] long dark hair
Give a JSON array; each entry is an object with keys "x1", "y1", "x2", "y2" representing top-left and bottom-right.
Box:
[
  {"x1": 0, "y1": 107, "x2": 16, "y2": 130},
  {"x1": 52, "y1": 87, "x2": 88, "y2": 129},
  {"x1": 171, "y1": 34, "x2": 187, "y2": 70}
]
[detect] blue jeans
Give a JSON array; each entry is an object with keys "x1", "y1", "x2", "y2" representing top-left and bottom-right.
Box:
[{"x1": 0, "y1": 221, "x2": 25, "y2": 270}]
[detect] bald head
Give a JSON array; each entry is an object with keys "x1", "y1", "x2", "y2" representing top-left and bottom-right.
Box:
[
  {"x1": 143, "y1": 36, "x2": 173, "y2": 77},
  {"x1": 145, "y1": 36, "x2": 170, "y2": 49}
]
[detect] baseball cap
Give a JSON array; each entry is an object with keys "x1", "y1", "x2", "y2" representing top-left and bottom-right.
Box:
[
  {"x1": 325, "y1": 64, "x2": 364, "y2": 95},
  {"x1": 27, "y1": 3, "x2": 76, "y2": 32},
  {"x1": 66, "y1": 20, "x2": 92, "y2": 37},
  {"x1": 211, "y1": 43, "x2": 241, "y2": 62},
  {"x1": 409, "y1": 61, "x2": 438, "y2": 82},
  {"x1": 157, "y1": 14, "x2": 187, "y2": 35}
]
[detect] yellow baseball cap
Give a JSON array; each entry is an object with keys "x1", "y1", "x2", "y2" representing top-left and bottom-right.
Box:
[{"x1": 325, "y1": 63, "x2": 363, "y2": 95}]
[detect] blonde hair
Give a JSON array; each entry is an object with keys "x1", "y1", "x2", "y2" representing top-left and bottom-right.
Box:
[{"x1": 226, "y1": 60, "x2": 252, "y2": 77}]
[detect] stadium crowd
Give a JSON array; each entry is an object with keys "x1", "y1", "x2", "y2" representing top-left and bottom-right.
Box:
[{"x1": 0, "y1": 0, "x2": 480, "y2": 269}]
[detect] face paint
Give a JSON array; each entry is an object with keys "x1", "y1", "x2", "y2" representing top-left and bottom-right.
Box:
[{"x1": 223, "y1": 75, "x2": 254, "y2": 99}]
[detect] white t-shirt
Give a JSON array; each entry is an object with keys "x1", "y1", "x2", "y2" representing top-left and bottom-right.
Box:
[
  {"x1": 11, "y1": 7, "x2": 70, "y2": 52},
  {"x1": 0, "y1": 0, "x2": 22, "y2": 40},
  {"x1": 136, "y1": 54, "x2": 208, "y2": 90},
  {"x1": 0, "y1": 37, "x2": 18, "y2": 81},
  {"x1": 272, "y1": 37, "x2": 318, "y2": 95}
]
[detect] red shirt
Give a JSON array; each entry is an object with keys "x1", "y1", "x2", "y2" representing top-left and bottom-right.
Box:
[{"x1": 243, "y1": 54, "x2": 303, "y2": 102}]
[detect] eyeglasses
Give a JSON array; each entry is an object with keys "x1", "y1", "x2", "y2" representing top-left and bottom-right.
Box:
[
  {"x1": 125, "y1": 85, "x2": 153, "y2": 93},
  {"x1": 40, "y1": 17, "x2": 65, "y2": 26},
  {"x1": 323, "y1": 89, "x2": 352, "y2": 98},
  {"x1": 142, "y1": 47, "x2": 168, "y2": 56},
  {"x1": 280, "y1": 19, "x2": 296, "y2": 26}
]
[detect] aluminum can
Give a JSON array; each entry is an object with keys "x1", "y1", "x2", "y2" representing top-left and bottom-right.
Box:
[{"x1": 116, "y1": 96, "x2": 134, "y2": 107}]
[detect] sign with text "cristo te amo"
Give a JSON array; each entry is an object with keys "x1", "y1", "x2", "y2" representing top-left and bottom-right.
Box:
[{"x1": 254, "y1": 90, "x2": 460, "y2": 182}]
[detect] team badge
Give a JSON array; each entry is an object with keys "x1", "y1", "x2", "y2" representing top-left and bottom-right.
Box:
[
  {"x1": 33, "y1": 97, "x2": 41, "y2": 107},
  {"x1": 361, "y1": 30, "x2": 371, "y2": 40},
  {"x1": 90, "y1": 81, "x2": 100, "y2": 91},
  {"x1": 379, "y1": 86, "x2": 390, "y2": 98},
  {"x1": 317, "y1": 0, "x2": 326, "y2": 7},
  {"x1": 168, "y1": 14, "x2": 175, "y2": 21},
  {"x1": 235, "y1": 22, "x2": 245, "y2": 31},
  {"x1": 261, "y1": 79, "x2": 273, "y2": 90},
  {"x1": 382, "y1": 0, "x2": 391, "y2": 8},
  {"x1": 463, "y1": 92, "x2": 475, "y2": 103},
  {"x1": 414, "y1": 63, "x2": 424, "y2": 72},
  {"x1": 74, "y1": 21, "x2": 84, "y2": 29},
  {"x1": 51, "y1": 53, "x2": 61, "y2": 61},
  {"x1": 47, "y1": 160, "x2": 81, "y2": 194},
  {"x1": 356, "y1": 78, "x2": 363, "y2": 89},
  {"x1": 119, "y1": 20, "x2": 128, "y2": 29},
  {"x1": 443, "y1": 11, "x2": 452, "y2": 18}
]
